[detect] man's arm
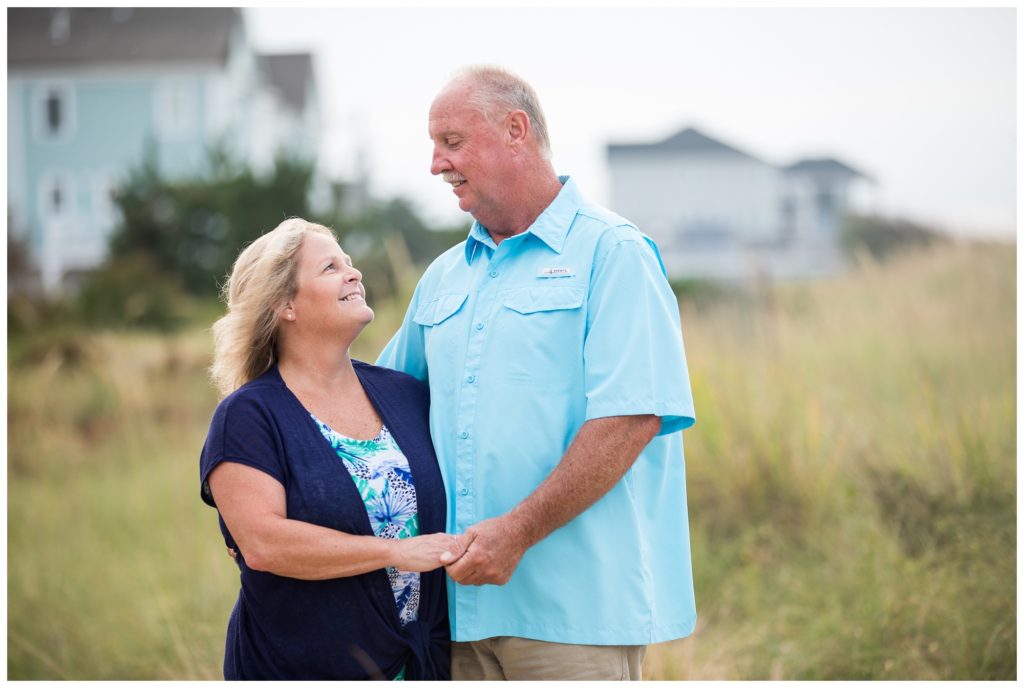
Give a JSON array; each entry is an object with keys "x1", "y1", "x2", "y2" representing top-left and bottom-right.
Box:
[{"x1": 442, "y1": 413, "x2": 660, "y2": 585}]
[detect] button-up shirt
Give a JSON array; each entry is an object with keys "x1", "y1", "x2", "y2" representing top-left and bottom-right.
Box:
[{"x1": 377, "y1": 177, "x2": 697, "y2": 645}]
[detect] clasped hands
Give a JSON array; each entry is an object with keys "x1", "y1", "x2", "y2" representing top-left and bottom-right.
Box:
[
  {"x1": 224, "y1": 514, "x2": 527, "y2": 586},
  {"x1": 439, "y1": 514, "x2": 527, "y2": 587}
]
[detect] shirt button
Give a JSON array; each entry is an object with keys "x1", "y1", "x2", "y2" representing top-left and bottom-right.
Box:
[
  {"x1": 466, "y1": 375, "x2": 476, "y2": 383},
  {"x1": 459, "y1": 487, "x2": 470, "y2": 496},
  {"x1": 459, "y1": 431, "x2": 469, "y2": 439},
  {"x1": 475, "y1": 322, "x2": 484, "y2": 331},
  {"x1": 488, "y1": 270, "x2": 499, "y2": 278}
]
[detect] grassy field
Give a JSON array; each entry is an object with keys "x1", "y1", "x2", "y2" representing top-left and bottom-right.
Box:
[{"x1": 7, "y1": 242, "x2": 1015, "y2": 679}]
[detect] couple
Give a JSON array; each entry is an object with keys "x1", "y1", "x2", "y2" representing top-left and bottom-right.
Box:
[{"x1": 199, "y1": 66, "x2": 697, "y2": 681}]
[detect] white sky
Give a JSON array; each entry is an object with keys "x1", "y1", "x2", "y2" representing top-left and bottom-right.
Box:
[{"x1": 246, "y1": 6, "x2": 1016, "y2": 238}]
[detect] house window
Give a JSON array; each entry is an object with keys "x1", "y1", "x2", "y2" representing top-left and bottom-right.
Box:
[
  {"x1": 34, "y1": 82, "x2": 75, "y2": 141},
  {"x1": 51, "y1": 184, "x2": 64, "y2": 213},
  {"x1": 38, "y1": 169, "x2": 76, "y2": 220},
  {"x1": 46, "y1": 92, "x2": 62, "y2": 132},
  {"x1": 93, "y1": 171, "x2": 121, "y2": 226},
  {"x1": 154, "y1": 80, "x2": 195, "y2": 140}
]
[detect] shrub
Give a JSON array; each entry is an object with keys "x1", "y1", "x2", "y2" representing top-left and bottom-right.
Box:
[
  {"x1": 76, "y1": 254, "x2": 192, "y2": 331},
  {"x1": 840, "y1": 213, "x2": 949, "y2": 261}
]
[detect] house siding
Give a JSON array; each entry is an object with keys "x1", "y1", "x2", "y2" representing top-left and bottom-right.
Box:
[
  {"x1": 607, "y1": 129, "x2": 866, "y2": 281},
  {"x1": 13, "y1": 69, "x2": 219, "y2": 286}
]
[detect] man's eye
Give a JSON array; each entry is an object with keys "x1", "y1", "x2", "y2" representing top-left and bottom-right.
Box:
[
  {"x1": 447, "y1": 139, "x2": 461, "y2": 149},
  {"x1": 324, "y1": 262, "x2": 335, "y2": 272}
]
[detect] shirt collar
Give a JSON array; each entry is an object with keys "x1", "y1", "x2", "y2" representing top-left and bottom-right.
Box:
[{"x1": 464, "y1": 175, "x2": 580, "y2": 264}]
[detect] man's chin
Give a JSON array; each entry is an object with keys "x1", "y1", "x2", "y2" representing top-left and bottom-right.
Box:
[{"x1": 456, "y1": 193, "x2": 477, "y2": 214}]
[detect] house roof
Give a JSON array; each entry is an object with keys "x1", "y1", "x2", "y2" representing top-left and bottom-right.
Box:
[
  {"x1": 608, "y1": 127, "x2": 869, "y2": 182},
  {"x1": 8, "y1": 7, "x2": 241, "y2": 67},
  {"x1": 260, "y1": 53, "x2": 314, "y2": 112},
  {"x1": 607, "y1": 126, "x2": 762, "y2": 161},
  {"x1": 784, "y1": 158, "x2": 866, "y2": 179}
]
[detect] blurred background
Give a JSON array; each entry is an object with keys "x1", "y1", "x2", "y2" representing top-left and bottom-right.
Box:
[{"x1": 6, "y1": 6, "x2": 1016, "y2": 680}]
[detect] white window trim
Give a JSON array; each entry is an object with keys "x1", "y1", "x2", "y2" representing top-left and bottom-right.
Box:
[
  {"x1": 32, "y1": 80, "x2": 77, "y2": 143},
  {"x1": 153, "y1": 79, "x2": 196, "y2": 141}
]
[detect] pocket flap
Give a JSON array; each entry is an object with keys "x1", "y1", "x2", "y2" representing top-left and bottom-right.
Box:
[
  {"x1": 413, "y1": 293, "x2": 468, "y2": 326},
  {"x1": 502, "y1": 286, "x2": 585, "y2": 315}
]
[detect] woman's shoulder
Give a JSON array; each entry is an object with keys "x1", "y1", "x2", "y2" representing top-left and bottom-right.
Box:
[
  {"x1": 353, "y1": 360, "x2": 429, "y2": 397},
  {"x1": 213, "y1": 367, "x2": 288, "y2": 418},
  {"x1": 353, "y1": 359, "x2": 425, "y2": 386}
]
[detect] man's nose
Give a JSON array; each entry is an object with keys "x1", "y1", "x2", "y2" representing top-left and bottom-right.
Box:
[{"x1": 430, "y1": 147, "x2": 448, "y2": 176}]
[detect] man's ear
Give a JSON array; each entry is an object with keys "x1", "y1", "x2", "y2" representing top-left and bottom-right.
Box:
[{"x1": 507, "y1": 110, "x2": 530, "y2": 150}]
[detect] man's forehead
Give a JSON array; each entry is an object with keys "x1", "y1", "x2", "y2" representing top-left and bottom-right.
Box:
[
  {"x1": 429, "y1": 93, "x2": 487, "y2": 137},
  {"x1": 429, "y1": 105, "x2": 468, "y2": 136}
]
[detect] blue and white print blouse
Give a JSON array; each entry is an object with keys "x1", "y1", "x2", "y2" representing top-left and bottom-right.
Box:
[{"x1": 313, "y1": 416, "x2": 421, "y2": 628}]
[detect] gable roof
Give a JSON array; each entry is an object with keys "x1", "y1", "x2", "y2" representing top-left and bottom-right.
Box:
[
  {"x1": 608, "y1": 126, "x2": 762, "y2": 162},
  {"x1": 260, "y1": 53, "x2": 313, "y2": 112},
  {"x1": 784, "y1": 158, "x2": 866, "y2": 179},
  {"x1": 8, "y1": 7, "x2": 241, "y2": 68}
]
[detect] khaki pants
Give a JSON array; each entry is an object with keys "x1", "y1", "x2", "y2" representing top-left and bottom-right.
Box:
[{"x1": 451, "y1": 637, "x2": 646, "y2": 680}]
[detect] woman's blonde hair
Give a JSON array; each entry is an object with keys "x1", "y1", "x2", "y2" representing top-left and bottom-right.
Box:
[{"x1": 209, "y1": 217, "x2": 334, "y2": 396}]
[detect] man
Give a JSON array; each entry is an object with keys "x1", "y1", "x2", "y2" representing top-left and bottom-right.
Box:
[{"x1": 377, "y1": 65, "x2": 697, "y2": 681}]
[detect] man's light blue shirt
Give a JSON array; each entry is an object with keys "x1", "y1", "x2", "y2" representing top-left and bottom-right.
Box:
[{"x1": 378, "y1": 177, "x2": 697, "y2": 645}]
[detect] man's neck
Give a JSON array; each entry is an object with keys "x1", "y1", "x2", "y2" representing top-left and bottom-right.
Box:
[{"x1": 485, "y1": 172, "x2": 564, "y2": 244}]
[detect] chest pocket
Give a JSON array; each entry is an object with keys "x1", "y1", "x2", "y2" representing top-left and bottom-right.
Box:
[
  {"x1": 413, "y1": 292, "x2": 468, "y2": 327},
  {"x1": 412, "y1": 293, "x2": 468, "y2": 392},
  {"x1": 496, "y1": 286, "x2": 586, "y2": 386},
  {"x1": 502, "y1": 286, "x2": 584, "y2": 315}
]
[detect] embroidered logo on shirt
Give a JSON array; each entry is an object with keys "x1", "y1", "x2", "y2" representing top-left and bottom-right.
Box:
[{"x1": 538, "y1": 266, "x2": 574, "y2": 278}]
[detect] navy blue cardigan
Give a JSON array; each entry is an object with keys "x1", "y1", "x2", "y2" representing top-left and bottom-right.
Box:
[{"x1": 199, "y1": 361, "x2": 449, "y2": 680}]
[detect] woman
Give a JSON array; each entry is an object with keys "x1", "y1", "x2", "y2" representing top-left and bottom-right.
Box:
[{"x1": 199, "y1": 218, "x2": 464, "y2": 679}]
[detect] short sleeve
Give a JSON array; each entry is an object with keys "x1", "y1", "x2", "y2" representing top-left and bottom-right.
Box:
[
  {"x1": 583, "y1": 232, "x2": 696, "y2": 435},
  {"x1": 199, "y1": 391, "x2": 287, "y2": 507},
  {"x1": 376, "y1": 279, "x2": 429, "y2": 384}
]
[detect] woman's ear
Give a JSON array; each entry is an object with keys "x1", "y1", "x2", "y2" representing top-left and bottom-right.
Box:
[{"x1": 281, "y1": 304, "x2": 295, "y2": 322}]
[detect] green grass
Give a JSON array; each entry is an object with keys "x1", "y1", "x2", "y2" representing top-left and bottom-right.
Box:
[{"x1": 7, "y1": 242, "x2": 1015, "y2": 679}]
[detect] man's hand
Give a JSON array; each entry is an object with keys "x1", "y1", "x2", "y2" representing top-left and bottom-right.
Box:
[
  {"x1": 439, "y1": 415, "x2": 661, "y2": 587},
  {"x1": 440, "y1": 515, "x2": 528, "y2": 586}
]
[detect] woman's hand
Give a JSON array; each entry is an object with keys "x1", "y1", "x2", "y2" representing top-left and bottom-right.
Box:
[{"x1": 390, "y1": 532, "x2": 475, "y2": 572}]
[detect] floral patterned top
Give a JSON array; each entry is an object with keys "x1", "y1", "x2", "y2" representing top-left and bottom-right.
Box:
[{"x1": 312, "y1": 416, "x2": 421, "y2": 629}]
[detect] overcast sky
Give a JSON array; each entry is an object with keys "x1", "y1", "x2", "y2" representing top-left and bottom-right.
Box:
[{"x1": 246, "y1": 6, "x2": 1016, "y2": 238}]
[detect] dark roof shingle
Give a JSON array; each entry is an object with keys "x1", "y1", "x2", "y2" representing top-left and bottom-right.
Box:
[
  {"x1": 784, "y1": 158, "x2": 866, "y2": 179},
  {"x1": 608, "y1": 126, "x2": 761, "y2": 161},
  {"x1": 8, "y1": 8, "x2": 241, "y2": 67}
]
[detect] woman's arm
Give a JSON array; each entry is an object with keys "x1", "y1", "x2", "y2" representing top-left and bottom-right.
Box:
[{"x1": 208, "y1": 461, "x2": 467, "y2": 580}]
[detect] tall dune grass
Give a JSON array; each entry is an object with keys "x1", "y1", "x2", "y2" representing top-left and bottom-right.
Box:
[{"x1": 6, "y1": 242, "x2": 1015, "y2": 679}]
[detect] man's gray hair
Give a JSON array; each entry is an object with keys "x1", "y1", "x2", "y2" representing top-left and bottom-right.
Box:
[{"x1": 456, "y1": 65, "x2": 553, "y2": 160}]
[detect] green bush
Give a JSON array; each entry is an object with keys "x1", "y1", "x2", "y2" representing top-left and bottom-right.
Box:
[
  {"x1": 76, "y1": 254, "x2": 192, "y2": 331},
  {"x1": 108, "y1": 146, "x2": 321, "y2": 297}
]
